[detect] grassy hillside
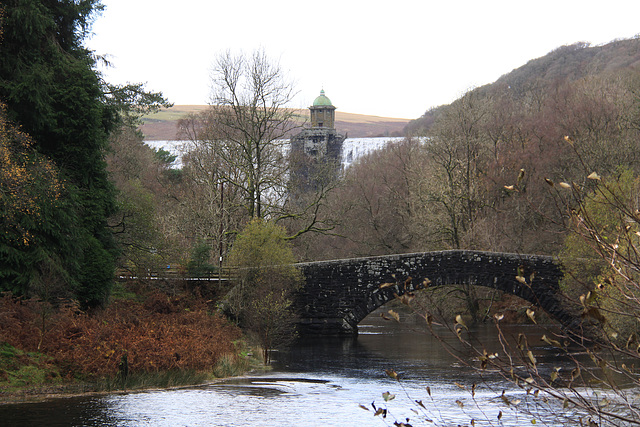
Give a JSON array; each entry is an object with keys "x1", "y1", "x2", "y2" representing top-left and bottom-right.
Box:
[{"x1": 140, "y1": 106, "x2": 410, "y2": 140}]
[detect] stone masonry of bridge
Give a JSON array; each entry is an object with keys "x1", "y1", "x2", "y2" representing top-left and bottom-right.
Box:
[{"x1": 294, "y1": 250, "x2": 573, "y2": 335}]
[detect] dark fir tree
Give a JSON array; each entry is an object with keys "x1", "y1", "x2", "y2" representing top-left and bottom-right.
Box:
[{"x1": 0, "y1": 1, "x2": 119, "y2": 307}]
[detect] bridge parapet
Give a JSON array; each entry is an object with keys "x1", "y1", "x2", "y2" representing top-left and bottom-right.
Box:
[{"x1": 294, "y1": 250, "x2": 567, "y2": 335}]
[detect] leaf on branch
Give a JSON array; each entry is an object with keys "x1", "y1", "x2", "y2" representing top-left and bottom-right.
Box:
[
  {"x1": 541, "y1": 334, "x2": 562, "y2": 348},
  {"x1": 456, "y1": 399, "x2": 464, "y2": 408},
  {"x1": 382, "y1": 391, "x2": 395, "y2": 402},
  {"x1": 517, "y1": 168, "x2": 525, "y2": 184},
  {"x1": 385, "y1": 369, "x2": 399, "y2": 380},
  {"x1": 517, "y1": 333, "x2": 528, "y2": 350},
  {"x1": 504, "y1": 185, "x2": 516, "y2": 191},
  {"x1": 587, "y1": 172, "x2": 601, "y2": 180},
  {"x1": 455, "y1": 314, "x2": 468, "y2": 330},
  {"x1": 516, "y1": 275, "x2": 527, "y2": 284},
  {"x1": 625, "y1": 333, "x2": 637, "y2": 350},
  {"x1": 563, "y1": 135, "x2": 574, "y2": 145},
  {"x1": 398, "y1": 292, "x2": 415, "y2": 306},
  {"x1": 422, "y1": 278, "x2": 431, "y2": 287},
  {"x1": 424, "y1": 312, "x2": 433, "y2": 325},
  {"x1": 559, "y1": 182, "x2": 572, "y2": 189},
  {"x1": 494, "y1": 313, "x2": 505, "y2": 322},
  {"x1": 585, "y1": 291, "x2": 596, "y2": 304},
  {"x1": 379, "y1": 282, "x2": 396, "y2": 289},
  {"x1": 579, "y1": 292, "x2": 596, "y2": 306},
  {"x1": 359, "y1": 404, "x2": 370, "y2": 411},
  {"x1": 526, "y1": 308, "x2": 536, "y2": 324},
  {"x1": 544, "y1": 178, "x2": 554, "y2": 187},
  {"x1": 388, "y1": 310, "x2": 400, "y2": 322},
  {"x1": 570, "y1": 367, "x2": 580, "y2": 383},
  {"x1": 479, "y1": 354, "x2": 488, "y2": 370},
  {"x1": 527, "y1": 350, "x2": 537, "y2": 367}
]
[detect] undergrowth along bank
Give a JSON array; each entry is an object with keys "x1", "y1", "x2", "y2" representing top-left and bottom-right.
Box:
[{"x1": 0, "y1": 283, "x2": 259, "y2": 400}]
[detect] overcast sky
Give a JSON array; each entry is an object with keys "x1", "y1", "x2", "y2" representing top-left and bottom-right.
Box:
[{"x1": 86, "y1": 0, "x2": 640, "y2": 119}]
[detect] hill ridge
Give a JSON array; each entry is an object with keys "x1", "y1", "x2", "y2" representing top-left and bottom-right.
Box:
[{"x1": 140, "y1": 105, "x2": 410, "y2": 140}]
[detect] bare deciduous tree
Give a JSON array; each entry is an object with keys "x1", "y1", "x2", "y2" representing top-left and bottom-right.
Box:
[
  {"x1": 208, "y1": 49, "x2": 300, "y2": 219},
  {"x1": 176, "y1": 49, "x2": 338, "y2": 250}
]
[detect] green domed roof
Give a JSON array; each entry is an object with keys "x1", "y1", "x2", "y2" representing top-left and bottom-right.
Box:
[{"x1": 312, "y1": 89, "x2": 333, "y2": 106}]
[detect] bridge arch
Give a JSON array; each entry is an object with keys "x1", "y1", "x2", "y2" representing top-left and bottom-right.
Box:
[{"x1": 294, "y1": 250, "x2": 572, "y2": 335}]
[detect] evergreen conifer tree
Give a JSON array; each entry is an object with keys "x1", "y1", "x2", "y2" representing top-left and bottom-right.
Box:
[{"x1": 0, "y1": 1, "x2": 118, "y2": 306}]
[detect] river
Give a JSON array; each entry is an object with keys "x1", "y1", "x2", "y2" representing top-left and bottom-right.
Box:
[{"x1": 0, "y1": 311, "x2": 598, "y2": 426}]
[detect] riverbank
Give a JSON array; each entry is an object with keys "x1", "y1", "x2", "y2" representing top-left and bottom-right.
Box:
[
  {"x1": 0, "y1": 282, "x2": 254, "y2": 403},
  {"x1": 0, "y1": 360, "x2": 271, "y2": 405},
  {"x1": 0, "y1": 342, "x2": 267, "y2": 405}
]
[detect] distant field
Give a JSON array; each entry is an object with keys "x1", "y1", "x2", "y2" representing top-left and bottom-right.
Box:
[
  {"x1": 140, "y1": 105, "x2": 410, "y2": 140},
  {"x1": 143, "y1": 105, "x2": 210, "y2": 121}
]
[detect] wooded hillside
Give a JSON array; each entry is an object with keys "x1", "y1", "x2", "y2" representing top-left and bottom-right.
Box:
[
  {"x1": 304, "y1": 36, "x2": 640, "y2": 260},
  {"x1": 407, "y1": 38, "x2": 640, "y2": 134}
]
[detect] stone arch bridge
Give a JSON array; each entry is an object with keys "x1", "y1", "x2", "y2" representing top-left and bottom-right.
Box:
[{"x1": 294, "y1": 250, "x2": 571, "y2": 335}]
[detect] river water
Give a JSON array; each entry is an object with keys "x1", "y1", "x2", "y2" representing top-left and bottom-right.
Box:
[{"x1": 0, "y1": 312, "x2": 595, "y2": 426}]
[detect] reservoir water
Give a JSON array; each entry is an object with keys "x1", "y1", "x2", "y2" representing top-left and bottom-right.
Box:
[
  {"x1": 0, "y1": 311, "x2": 601, "y2": 426},
  {"x1": 144, "y1": 137, "x2": 404, "y2": 170}
]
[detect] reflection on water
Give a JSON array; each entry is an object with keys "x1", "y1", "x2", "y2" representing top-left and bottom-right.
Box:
[{"x1": 0, "y1": 311, "x2": 596, "y2": 426}]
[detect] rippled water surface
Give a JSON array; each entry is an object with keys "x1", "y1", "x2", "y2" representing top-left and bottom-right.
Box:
[{"x1": 0, "y1": 313, "x2": 587, "y2": 426}]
